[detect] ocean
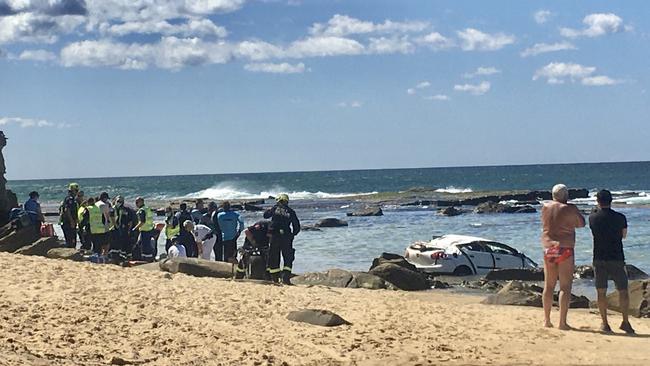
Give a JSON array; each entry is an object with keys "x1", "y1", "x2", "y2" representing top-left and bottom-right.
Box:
[{"x1": 8, "y1": 162, "x2": 650, "y2": 288}]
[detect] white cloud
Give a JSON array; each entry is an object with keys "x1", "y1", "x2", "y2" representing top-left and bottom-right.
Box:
[
  {"x1": 423, "y1": 94, "x2": 449, "y2": 101},
  {"x1": 84, "y1": 0, "x2": 246, "y2": 24},
  {"x1": 415, "y1": 81, "x2": 431, "y2": 89},
  {"x1": 454, "y1": 81, "x2": 491, "y2": 95},
  {"x1": 337, "y1": 100, "x2": 362, "y2": 108},
  {"x1": 533, "y1": 62, "x2": 619, "y2": 86},
  {"x1": 367, "y1": 36, "x2": 414, "y2": 54},
  {"x1": 457, "y1": 28, "x2": 515, "y2": 51},
  {"x1": 560, "y1": 13, "x2": 624, "y2": 38},
  {"x1": 0, "y1": 116, "x2": 71, "y2": 128},
  {"x1": 234, "y1": 40, "x2": 284, "y2": 61},
  {"x1": 285, "y1": 36, "x2": 364, "y2": 58},
  {"x1": 534, "y1": 10, "x2": 552, "y2": 24},
  {"x1": 99, "y1": 18, "x2": 227, "y2": 38},
  {"x1": 406, "y1": 88, "x2": 416, "y2": 95},
  {"x1": 463, "y1": 66, "x2": 500, "y2": 78},
  {"x1": 18, "y1": 48, "x2": 56, "y2": 61},
  {"x1": 310, "y1": 14, "x2": 428, "y2": 37},
  {"x1": 520, "y1": 41, "x2": 576, "y2": 57},
  {"x1": 0, "y1": 12, "x2": 85, "y2": 44},
  {"x1": 581, "y1": 75, "x2": 620, "y2": 86},
  {"x1": 60, "y1": 37, "x2": 232, "y2": 70},
  {"x1": 244, "y1": 62, "x2": 305, "y2": 74},
  {"x1": 414, "y1": 32, "x2": 454, "y2": 50},
  {"x1": 533, "y1": 62, "x2": 595, "y2": 84}
]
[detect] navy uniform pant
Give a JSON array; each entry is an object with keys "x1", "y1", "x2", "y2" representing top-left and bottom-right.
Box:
[{"x1": 268, "y1": 233, "x2": 295, "y2": 274}]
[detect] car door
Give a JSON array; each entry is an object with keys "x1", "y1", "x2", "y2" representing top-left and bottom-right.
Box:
[
  {"x1": 486, "y1": 242, "x2": 524, "y2": 269},
  {"x1": 459, "y1": 242, "x2": 494, "y2": 274}
]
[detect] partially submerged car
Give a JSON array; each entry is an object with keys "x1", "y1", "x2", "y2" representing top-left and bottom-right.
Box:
[{"x1": 405, "y1": 234, "x2": 538, "y2": 276}]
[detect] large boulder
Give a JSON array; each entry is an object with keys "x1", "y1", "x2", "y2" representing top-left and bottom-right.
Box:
[
  {"x1": 14, "y1": 237, "x2": 62, "y2": 256},
  {"x1": 243, "y1": 203, "x2": 264, "y2": 211},
  {"x1": 369, "y1": 252, "x2": 418, "y2": 272},
  {"x1": 482, "y1": 281, "x2": 589, "y2": 308},
  {"x1": 346, "y1": 207, "x2": 383, "y2": 217},
  {"x1": 485, "y1": 268, "x2": 544, "y2": 281},
  {"x1": 287, "y1": 309, "x2": 351, "y2": 327},
  {"x1": 368, "y1": 263, "x2": 429, "y2": 291},
  {"x1": 292, "y1": 269, "x2": 391, "y2": 290},
  {"x1": 574, "y1": 264, "x2": 648, "y2": 280},
  {"x1": 46, "y1": 248, "x2": 85, "y2": 262},
  {"x1": 474, "y1": 201, "x2": 536, "y2": 214},
  {"x1": 607, "y1": 280, "x2": 650, "y2": 318},
  {"x1": 0, "y1": 227, "x2": 40, "y2": 253},
  {"x1": 159, "y1": 257, "x2": 235, "y2": 278},
  {"x1": 314, "y1": 218, "x2": 348, "y2": 228},
  {"x1": 438, "y1": 206, "x2": 463, "y2": 216}
]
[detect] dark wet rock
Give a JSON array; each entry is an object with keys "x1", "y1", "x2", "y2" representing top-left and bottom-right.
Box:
[
  {"x1": 314, "y1": 218, "x2": 348, "y2": 228},
  {"x1": 474, "y1": 201, "x2": 537, "y2": 214},
  {"x1": 292, "y1": 269, "x2": 391, "y2": 290},
  {"x1": 0, "y1": 227, "x2": 40, "y2": 253},
  {"x1": 435, "y1": 189, "x2": 588, "y2": 207},
  {"x1": 485, "y1": 268, "x2": 544, "y2": 281},
  {"x1": 482, "y1": 281, "x2": 590, "y2": 308},
  {"x1": 287, "y1": 309, "x2": 351, "y2": 327},
  {"x1": 14, "y1": 237, "x2": 62, "y2": 256},
  {"x1": 402, "y1": 200, "x2": 436, "y2": 207},
  {"x1": 438, "y1": 206, "x2": 463, "y2": 216},
  {"x1": 461, "y1": 279, "x2": 503, "y2": 292},
  {"x1": 244, "y1": 203, "x2": 264, "y2": 211},
  {"x1": 300, "y1": 225, "x2": 322, "y2": 232},
  {"x1": 347, "y1": 207, "x2": 383, "y2": 217},
  {"x1": 607, "y1": 280, "x2": 650, "y2": 318},
  {"x1": 46, "y1": 248, "x2": 85, "y2": 261},
  {"x1": 159, "y1": 257, "x2": 235, "y2": 278},
  {"x1": 574, "y1": 264, "x2": 648, "y2": 280},
  {"x1": 430, "y1": 280, "x2": 452, "y2": 289},
  {"x1": 369, "y1": 252, "x2": 418, "y2": 272},
  {"x1": 368, "y1": 263, "x2": 429, "y2": 291}
]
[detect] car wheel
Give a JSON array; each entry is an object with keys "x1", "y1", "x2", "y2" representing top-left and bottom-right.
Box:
[{"x1": 453, "y1": 265, "x2": 473, "y2": 276}]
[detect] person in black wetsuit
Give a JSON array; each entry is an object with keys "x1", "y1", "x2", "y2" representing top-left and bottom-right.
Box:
[{"x1": 263, "y1": 194, "x2": 300, "y2": 284}]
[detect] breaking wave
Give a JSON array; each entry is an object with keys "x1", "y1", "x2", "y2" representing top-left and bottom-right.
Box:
[
  {"x1": 435, "y1": 186, "x2": 473, "y2": 194},
  {"x1": 183, "y1": 183, "x2": 377, "y2": 201}
]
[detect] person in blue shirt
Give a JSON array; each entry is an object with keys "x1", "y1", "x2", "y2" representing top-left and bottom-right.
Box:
[
  {"x1": 24, "y1": 191, "x2": 44, "y2": 234},
  {"x1": 216, "y1": 201, "x2": 244, "y2": 262}
]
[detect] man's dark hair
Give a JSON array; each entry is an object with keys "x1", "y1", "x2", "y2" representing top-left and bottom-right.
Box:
[
  {"x1": 596, "y1": 189, "x2": 613, "y2": 206},
  {"x1": 222, "y1": 201, "x2": 231, "y2": 210},
  {"x1": 29, "y1": 191, "x2": 39, "y2": 199},
  {"x1": 180, "y1": 203, "x2": 187, "y2": 210},
  {"x1": 100, "y1": 192, "x2": 109, "y2": 200}
]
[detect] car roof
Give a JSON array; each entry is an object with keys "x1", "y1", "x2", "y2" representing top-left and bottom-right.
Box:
[{"x1": 429, "y1": 234, "x2": 495, "y2": 248}]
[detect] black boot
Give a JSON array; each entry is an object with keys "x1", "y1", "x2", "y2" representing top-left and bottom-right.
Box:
[
  {"x1": 282, "y1": 270, "x2": 292, "y2": 285},
  {"x1": 270, "y1": 272, "x2": 281, "y2": 283}
]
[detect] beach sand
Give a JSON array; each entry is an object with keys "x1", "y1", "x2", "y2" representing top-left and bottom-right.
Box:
[{"x1": 0, "y1": 253, "x2": 648, "y2": 366}]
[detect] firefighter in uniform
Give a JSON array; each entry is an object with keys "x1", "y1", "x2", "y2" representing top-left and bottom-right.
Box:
[{"x1": 263, "y1": 194, "x2": 300, "y2": 284}]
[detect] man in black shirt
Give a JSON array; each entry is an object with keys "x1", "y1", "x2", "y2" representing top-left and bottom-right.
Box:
[{"x1": 589, "y1": 189, "x2": 634, "y2": 334}]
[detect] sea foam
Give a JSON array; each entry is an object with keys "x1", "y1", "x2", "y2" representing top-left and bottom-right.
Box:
[{"x1": 183, "y1": 183, "x2": 377, "y2": 201}]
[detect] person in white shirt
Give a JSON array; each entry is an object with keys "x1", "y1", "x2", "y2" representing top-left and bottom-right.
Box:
[
  {"x1": 168, "y1": 236, "x2": 187, "y2": 259},
  {"x1": 193, "y1": 223, "x2": 216, "y2": 260}
]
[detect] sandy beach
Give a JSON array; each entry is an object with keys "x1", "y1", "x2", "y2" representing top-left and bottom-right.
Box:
[{"x1": 0, "y1": 253, "x2": 647, "y2": 365}]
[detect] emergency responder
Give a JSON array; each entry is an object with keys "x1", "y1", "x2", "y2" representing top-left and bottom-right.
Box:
[
  {"x1": 77, "y1": 198, "x2": 92, "y2": 250},
  {"x1": 87, "y1": 196, "x2": 109, "y2": 255},
  {"x1": 133, "y1": 197, "x2": 155, "y2": 262},
  {"x1": 59, "y1": 183, "x2": 79, "y2": 248},
  {"x1": 164, "y1": 206, "x2": 180, "y2": 253},
  {"x1": 113, "y1": 195, "x2": 136, "y2": 257},
  {"x1": 263, "y1": 194, "x2": 300, "y2": 284}
]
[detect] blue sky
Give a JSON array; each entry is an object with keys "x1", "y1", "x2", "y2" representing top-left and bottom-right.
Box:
[{"x1": 1, "y1": 0, "x2": 649, "y2": 180}]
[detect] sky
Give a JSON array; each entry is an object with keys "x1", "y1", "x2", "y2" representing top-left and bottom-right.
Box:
[{"x1": 1, "y1": 0, "x2": 649, "y2": 180}]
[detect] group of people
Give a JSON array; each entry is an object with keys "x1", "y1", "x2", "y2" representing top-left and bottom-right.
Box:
[
  {"x1": 541, "y1": 184, "x2": 635, "y2": 334},
  {"x1": 51, "y1": 183, "x2": 301, "y2": 284}
]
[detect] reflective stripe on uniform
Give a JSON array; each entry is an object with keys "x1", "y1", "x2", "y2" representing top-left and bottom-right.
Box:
[
  {"x1": 282, "y1": 266, "x2": 292, "y2": 272},
  {"x1": 268, "y1": 268, "x2": 282, "y2": 274},
  {"x1": 235, "y1": 267, "x2": 246, "y2": 273}
]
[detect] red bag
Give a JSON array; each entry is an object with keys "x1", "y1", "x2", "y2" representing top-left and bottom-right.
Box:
[{"x1": 40, "y1": 223, "x2": 55, "y2": 237}]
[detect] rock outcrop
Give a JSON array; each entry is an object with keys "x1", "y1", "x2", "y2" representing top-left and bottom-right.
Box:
[
  {"x1": 314, "y1": 218, "x2": 348, "y2": 228},
  {"x1": 485, "y1": 268, "x2": 544, "y2": 281},
  {"x1": 46, "y1": 248, "x2": 85, "y2": 261},
  {"x1": 346, "y1": 207, "x2": 383, "y2": 217},
  {"x1": 436, "y1": 189, "x2": 588, "y2": 207},
  {"x1": 0, "y1": 131, "x2": 18, "y2": 227},
  {"x1": 474, "y1": 201, "x2": 537, "y2": 214},
  {"x1": 438, "y1": 206, "x2": 463, "y2": 216},
  {"x1": 607, "y1": 280, "x2": 649, "y2": 318},
  {"x1": 0, "y1": 227, "x2": 40, "y2": 253},
  {"x1": 574, "y1": 264, "x2": 648, "y2": 280},
  {"x1": 159, "y1": 257, "x2": 235, "y2": 278},
  {"x1": 482, "y1": 281, "x2": 590, "y2": 308},
  {"x1": 14, "y1": 237, "x2": 62, "y2": 256},
  {"x1": 287, "y1": 309, "x2": 351, "y2": 327},
  {"x1": 368, "y1": 263, "x2": 429, "y2": 291},
  {"x1": 291, "y1": 269, "x2": 392, "y2": 290}
]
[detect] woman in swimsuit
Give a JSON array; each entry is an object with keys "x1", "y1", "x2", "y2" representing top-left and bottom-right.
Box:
[{"x1": 541, "y1": 184, "x2": 586, "y2": 330}]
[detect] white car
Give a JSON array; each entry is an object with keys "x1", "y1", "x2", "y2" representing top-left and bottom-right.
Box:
[{"x1": 405, "y1": 234, "x2": 538, "y2": 276}]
